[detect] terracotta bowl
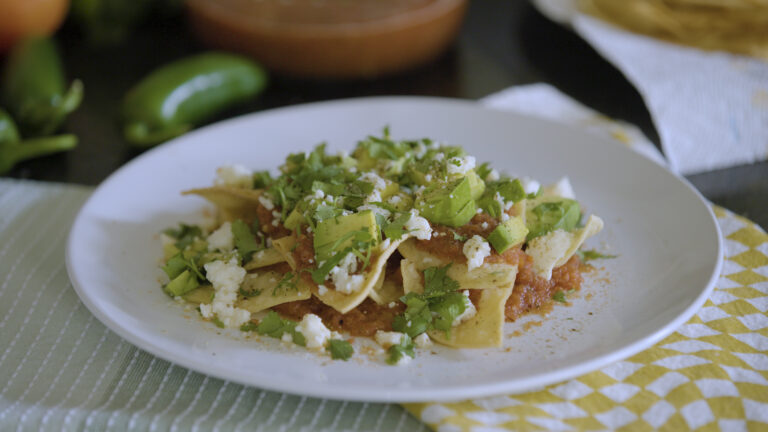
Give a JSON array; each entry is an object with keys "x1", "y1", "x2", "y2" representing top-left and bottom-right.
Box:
[{"x1": 186, "y1": 0, "x2": 467, "y2": 79}]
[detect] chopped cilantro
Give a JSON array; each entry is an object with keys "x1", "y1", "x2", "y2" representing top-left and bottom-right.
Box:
[
  {"x1": 273, "y1": 272, "x2": 298, "y2": 295},
  {"x1": 476, "y1": 162, "x2": 492, "y2": 180},
  {"x1": 311, "y1": 247, "x2": 351, "y2": 283},
  {"x1": 451, "y1": 231, "x2": 467, "y2": 242},
  {"x1": 256, "y1": 311, "x2": 306, "y2": 346},
  {"x1": 553, "y1": 290, "x2": 575, "y2": 303},
  {"x1": 240, "y1": 321, "x2": 259, "y2": 332},
  {"x1": 239, "y1": 287, "x2": 262, "y2": 298},
  {"x1": 423, "y1": 265, "x2": 460, "y2": 296},
  {"x1": 252, "y1": 171, "x2": 272, "y2": 189},
  {"x1": 327, "y1": 339, "x2": 354, "y2": 360},
  {"x1": 313, "y1": 204, "x2": 344, "y2": 222},
  {"x1": 576, "y1": 250, "x2": 617, "y2": 261},
  {"x1": 164, "y1": 223, "x2": 203, "y2": 250},
  {"x1": 212, "y1": 317, "x2": 226, "y2": 328},
  {"x1": 392, "y1": 265, "x2": 465, "y2": 338},
  {"x1": 162, "y1": 253, "x2": 204, "y2": 281},
  {"x1": 386, "y1": 333, "x2": 415, "y2": 365},
  {"x1": 231, "y1": 219, "x2": 263, "y2": 261},
  {"x1": 383, "y1": 213, "x2": 412, "y2": 240}
]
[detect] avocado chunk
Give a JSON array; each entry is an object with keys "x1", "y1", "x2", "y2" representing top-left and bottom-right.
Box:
[
  {"x1": 526, "y1": 197, "x2": 580, "y2": 241},
  {"x1": 477, "y1": 179, "x2": 526, "y2": 218},
  {"x1": 487, "y1": 216, "x2": 529, "y2": 253},
  {"x1": 313, "y1": 210, "x2": 379, "y2": 262},
  {"x1": 284, "y1": 208, "x2": 305, "y2": 230},
  {"x1": 183, "y1": 285, "x2": 215, "y2": 304},
  {"x1": 164, "y1": 270, "x2": 199, "y2": 297},
  {"x1": 416, "y1": 177, "x2": 476, "y2": 227},
  {"x1": 466, "y1": 170, "x2": 486, "y2": 200}
]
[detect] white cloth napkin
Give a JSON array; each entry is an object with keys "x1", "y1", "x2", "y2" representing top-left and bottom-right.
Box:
[
  {"x1": 481, "y1": 83, "x2": 668, "y2": 166},
  {"x1": 533, "y1": 0, "x2": 768, "y2": 175}
]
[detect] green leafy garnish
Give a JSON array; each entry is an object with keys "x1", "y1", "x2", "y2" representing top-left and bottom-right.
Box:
[
  {"x1": 273, "y1": 272, "x2": 298, "y2": 295},
  {"x1": 256, "y1": 311, "x2": 306, "y2": 346},
  {"x1": 451, "y1": 231, "x2": 467, "y2": 242},
  {"x1": 239, "y1": 287, "x2": 262, "y2": 298},
  {"x1": 526, "y1": 199, "x2": 580, "y2": 240},
  {"x1": 240, "y1": 321, "x2": 259, "y2": 332},
  {"x1": 327, "y1": 339, "x2": 354, "y2": 360},
  {"x1": 576, "y1": 250, "x2": 617, "y2": 262},
  {"x1": 552, "y1": 289, "x2": 575, "y2": 303},
  {"x1": 383, "y1": 213, "x2": 412, "y2": 240},
  {"x1": 231, "y1": 219, "x2": 263, "y2": 261},
  {"x1": 212, "y1": 317, "x2": 226, "y2": 328},
  {"x1": 392, "y1": 265, "x2": 466, "y2": 338},
  {"x1": 162, "y1": 253, "x2": 204, "y2": 281},
  {"x1": 163, "y1": 223, "x2": 203, "y2": 250},
  {"x1": 386, "y1": 334, "x2": 415, "y2": 365}
]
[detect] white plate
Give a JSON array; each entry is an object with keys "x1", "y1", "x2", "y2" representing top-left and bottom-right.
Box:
[{"x1": 66, "y1": 97, "x2": 722, "y2": 402}]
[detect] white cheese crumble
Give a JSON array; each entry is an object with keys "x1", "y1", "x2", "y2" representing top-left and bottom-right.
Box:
[
  {"x1": 281, "y1": 332, "x2": 293, "y2": 343},
  {"x1": 357, "y1": 204, "x2": 391, "y2": 219},
  {"x1": 424, "y1": 174, "x2": 432, "y2": 182},
  {"x1": 214, "y1": 164, "x2": 252, "y2": 188},
  {"x1": 544, "y1": 177, "x2": 576, "y2": 199},
  {"x1": 296, "y1": 314, "x2": 331, "y2": 349},
  {"x1": 318, "y1": 285, "x2": 328, "y2": 295},
  {"x1": 485, "y1": 169, "x2": 500, "y2": 182},
  {"x1": 388, "y1": 194, "x2": 403, "y2": 206},
  {"x1": 463, "y1": 235, "x2": 490, "y2": 271},
  {"x1": 405, "y1": 209, "x2": 432, "y2": 241},
  {"x1": 414, "y1": 333, "x2": 432, "y2": 348},
  {"x1": 314, "y1": 189, "x2": 325, "y2": 199},
  {"x1": 446, "y1": 155, "x2": 476, "y2": 176},
  {"x1": 520, "y1": 177, "x2": 541, "y2": 195},
  {"x1": 202, "y1": 258, "x2": 250, "y2": 328},
  {"x1": 452, "y1": 291, "x2": 477, "y2": 326},
  {"x1": 328, "y1": 252, "x2": 365, "y2": 294},
  {"x1": 375, "y1": 331, "x2": 406, "y2": 348},
  {"x1": 481, "y1": 222, "x2": 488, "y2": 230},
  {"x1": 207, "y1": 222, "x2": 234, "y2": 252},
  {"x1": 258, "y1": 195, "x2": 274, "y2": 210},
  {"x1": 379, "y1": 238, "x2": 391, "y2": 251}
]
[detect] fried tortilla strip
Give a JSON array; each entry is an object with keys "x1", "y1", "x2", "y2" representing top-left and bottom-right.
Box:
[
  {"x1": 272, "y1": 235, "x2": 407, "y2": 313},
  {"x1": 309, "y1": 239, "x2": 406, "y2": 314},
  {"x1": 398, "y1": 239, "x2": 517, "y2": 289},
  {"x1": 271, "y1": 236, "x2": 298, "y2": 270},
  {"x1": 401, "y1": 258, "x2": 515, "y2": 348},
  {"x1": 244, "y1": 247, "x2": 285, "y2": 270},
  {"x1": 526, "y1": 215, "x2": 604, "y2": 280},
  {"x1": 183, "y1": 186, "x2": 263, "y2": 224},
  {"x1": 236, "y1": 271, "x2": 311, "y2": 312},
  {"x1": 428, "y1": 286, "x2": 514, "y2": 348},
  {"x1": 369, "y1": 274, "x2": 404, "y2": 305}
]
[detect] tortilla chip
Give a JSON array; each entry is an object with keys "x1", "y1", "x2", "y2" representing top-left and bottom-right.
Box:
[
  {"x1": 183, "y1": 186, "x2": 263, "y2": 224},
  {"x1": 271, "y1": 237, "x2": 298, "y2": 270},
  {"x1": 427, "y1": 286, "x2": 514, "y2": 348},
  {"x1": 310, "y1": 239, "x2": 406, "y2": 313},
  {"x1": 398, "y1": 239, "x2": 517, "y2": 289},
  {"x1": 236, "y1": 271, "x2": 311, "y2": 312},
  {"x1": 401, "y1": 259, "x2": 516, "y2": 348},
  {"x1": 244, "y1": 247, "x2": 285, "y2": 270},
  {"x1": 369, "y1": 273, "x2": 404, "y2": 305},
  {"x1": 526, "y1": 215, "x2": 604, "y2": 280}
]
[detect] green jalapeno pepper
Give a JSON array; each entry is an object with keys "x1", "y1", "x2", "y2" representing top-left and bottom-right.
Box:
[
  {"x1": 0, "y1": 108, "x2": 77, "y2": 174},
  {"x1": 122, "y1": 52, "x2": 268, "y2": 147},
  {"x1": 1, "y1": 37, "x2": 84, "y2": 137}
]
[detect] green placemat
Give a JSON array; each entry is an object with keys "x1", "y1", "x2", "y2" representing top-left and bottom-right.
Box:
[{"x1": 0, "y1": 179, "x2": 428, "y2": 432}]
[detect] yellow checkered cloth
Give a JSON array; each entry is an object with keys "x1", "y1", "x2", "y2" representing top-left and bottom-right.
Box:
[{"x1": 405, "y1": 207, "x2": 768, "y2": 431}]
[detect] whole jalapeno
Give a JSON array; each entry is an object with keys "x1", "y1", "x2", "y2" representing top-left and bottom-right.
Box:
[
  {"x1": 0, "y1": 108, "x2": 77, "y2": 174},
  {"x1": 121, "y1": 52, "x2": 268, "y2": 147},
  {"x1": 1, "y1": 36, "x2": 84, "y2": 136}
]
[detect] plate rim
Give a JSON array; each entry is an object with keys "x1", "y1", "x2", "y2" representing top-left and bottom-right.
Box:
[{"x1": 65, "y1": 95, "x2": 723, "y2": 402}]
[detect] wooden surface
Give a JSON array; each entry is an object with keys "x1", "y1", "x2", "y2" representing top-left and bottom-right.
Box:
[{"x1": 6, "y1": 0, "x2": 767, "y2": 228}]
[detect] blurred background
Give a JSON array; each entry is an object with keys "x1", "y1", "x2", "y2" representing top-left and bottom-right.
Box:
[{"x1": 1, "y1": 0, "x2": 766, "y2": 227}]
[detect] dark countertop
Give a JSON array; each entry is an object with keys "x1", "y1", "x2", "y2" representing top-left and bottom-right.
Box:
[{"x1": 6, "y1": 1, "x2": 767, "y2": 229}]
